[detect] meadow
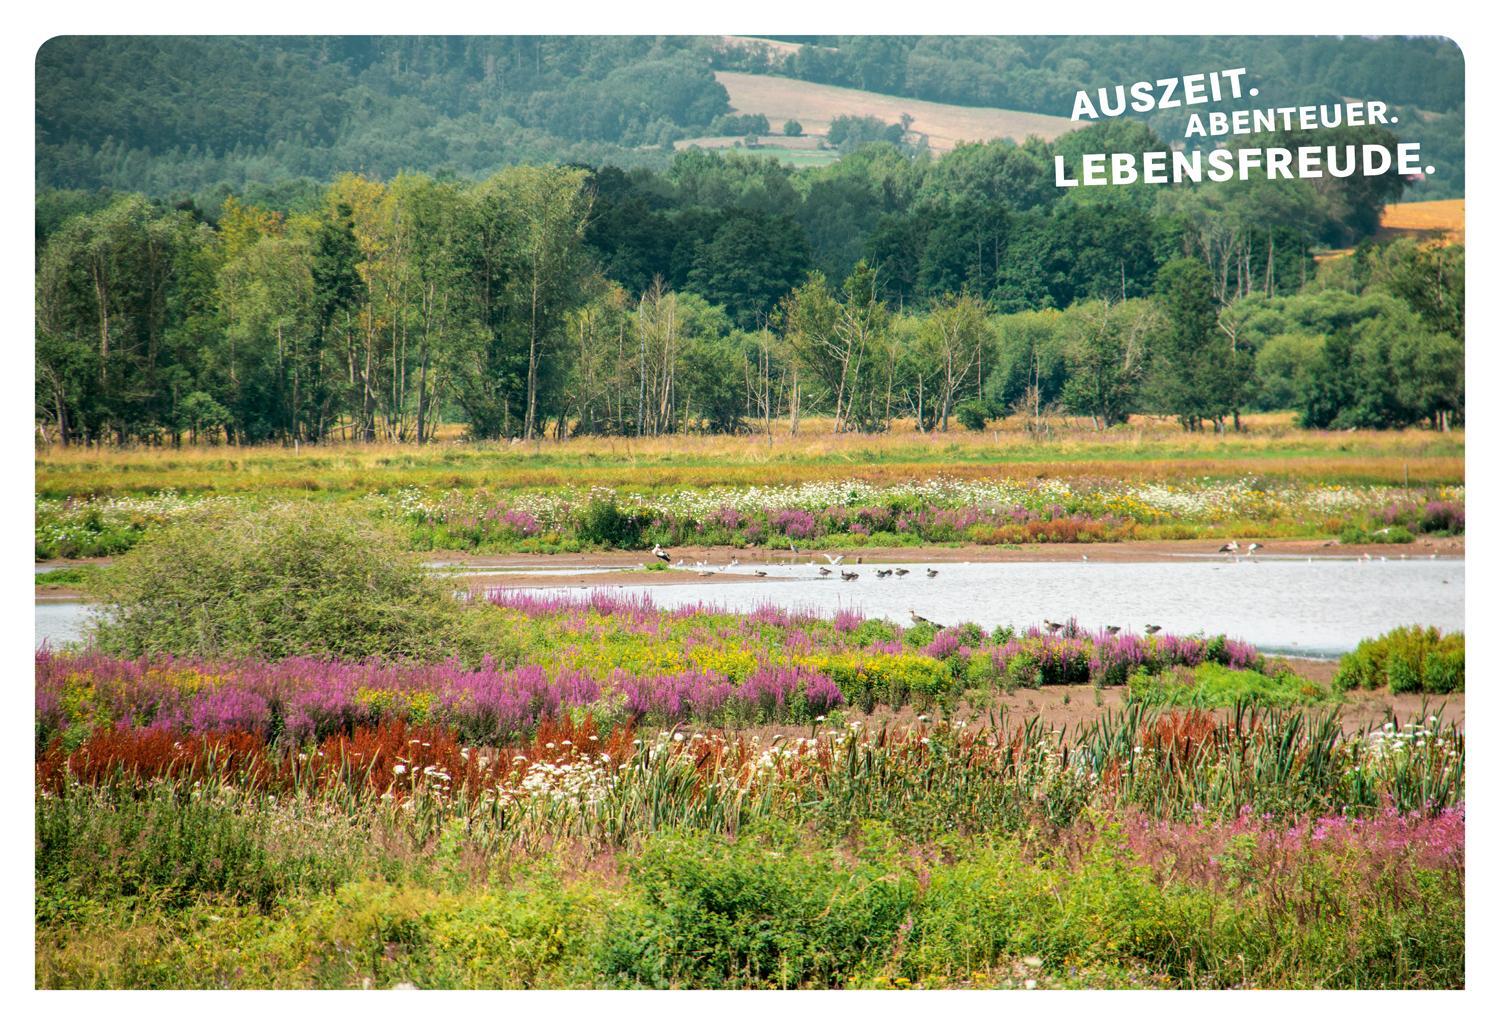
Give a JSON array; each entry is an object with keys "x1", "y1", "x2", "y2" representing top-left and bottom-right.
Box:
[
  {"x1": 34, "y1": 417, "x2": 1465, "y2": 559},
  {"x1": 34, "y1": 427, "x2": 1466, "y2": 989},
  {"x1": 36, "y1": 520, "x2": 1465, "y2": 988}
]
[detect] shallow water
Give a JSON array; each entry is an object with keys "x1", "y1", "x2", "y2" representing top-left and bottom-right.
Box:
[
  {"x1": 518, "y1": 557, "x2": 1465, "y2": 658},
  {"x1": 35, "y1": 557, "x2": 1464, "y2": 658},
  {"x1": 35, "y1": 601, "x2": 93, "y2": 648}
]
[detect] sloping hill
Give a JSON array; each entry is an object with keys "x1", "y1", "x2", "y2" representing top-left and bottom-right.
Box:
[{"x1": 714, "y1": 71, "x2": 1073, "y2": 151}]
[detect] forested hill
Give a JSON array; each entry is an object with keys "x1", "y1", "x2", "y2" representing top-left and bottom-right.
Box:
[{"x1": 37, "y1": 35, "x2": 1464, "y2": 200}]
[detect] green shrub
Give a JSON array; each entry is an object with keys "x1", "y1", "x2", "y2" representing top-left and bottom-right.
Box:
[
  {"x1": 1332, "y1": 626, "x2": 1464, "y2": 694},
  {"x1": 955, "y1": 401, "x2": 989, "y2": 432},
  {"x1": 92, "y1": 505, "x2": 459, "y2": 660},
  {"x1": 602, "y1": 830, "x2": 913, "y2": 988},
  {"x1": 1128, "y1": 663, "x2": 1329, "y2": 708},
  {"x1": 576, "y1": 498, "x2": 643, "y2": 548}
]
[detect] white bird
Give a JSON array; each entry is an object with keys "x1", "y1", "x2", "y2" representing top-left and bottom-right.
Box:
[
  {"x1": 1218, "y1": 541, "x2": 1239, "y2": 554},
  {"x1": 824, "y1": 553, "x2": 844, "y2": 566},
  {"x1": 754, "y1": 570, "x2": 768, "y2": 577},
  {"x1": 652, "y1": 543, "x2": 671, "y2": 563},
  {"x1": 1247, "y1": 542, "x2": 1262, "y2": 555}
]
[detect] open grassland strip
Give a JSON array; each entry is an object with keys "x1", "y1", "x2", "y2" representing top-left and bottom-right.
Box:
[{"x1": 36, "y1": 449, "x2": 1465, "y2": 499}]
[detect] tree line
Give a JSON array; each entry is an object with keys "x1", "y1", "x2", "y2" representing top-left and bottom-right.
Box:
[{"x1": 35, "y1": 137, "x2": 1462, "y2": 446}]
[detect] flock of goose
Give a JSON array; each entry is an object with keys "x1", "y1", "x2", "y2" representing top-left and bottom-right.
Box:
[{"x1": 651, "y1": 543, "x2": 942, "y2": 581}]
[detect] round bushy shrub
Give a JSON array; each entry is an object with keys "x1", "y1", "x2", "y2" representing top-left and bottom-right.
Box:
[{"x1": 93, "y1": 506, "x2": 459, "y2": 661}]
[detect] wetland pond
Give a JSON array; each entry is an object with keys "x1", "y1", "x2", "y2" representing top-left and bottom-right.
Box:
[{"x1": 37, "y1": 554, "x2": 1463, "y2": 658}]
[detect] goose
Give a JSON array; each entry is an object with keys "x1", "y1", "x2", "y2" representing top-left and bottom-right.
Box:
[
  {"x1": 1043, "y1": 620, "x2": 1063, "y2": 634},
  {"x1": 875, "y1": 568, "x2": 893, "y2": 578},
  {"x1": 840, "y1": 569, "x2": 859, "y2": 581},
  {"x1": 728, "y1": 556, "x2": 741, "y2": 567},
  {"x1": 818, "y1": 566, "x2": 833, "y2": 577},
  {"x1": 652, "y1": 543, "x2": 671, "y2": 563},
  {"x1": 754, "y1": 570, "x2": 768, "y2": 577},
  {"x1": 695, "y1": 562, "x2": 715, "y2": 576},
  {"x1": 925, "y1": 568, "x2": 939, "y2": 578},
  {"x1": 910, "y1": 609, "x2": 944, "y2": 629},
  {"x1": 1105, "y1": 626, "x2": 1121, "y2": 636},
  {"x1": 1143, "y1": 624, "x2": 1162, "y2": 635},
  {"x1": 893, "y1": 568, "x2": 910, "y2": 577}
]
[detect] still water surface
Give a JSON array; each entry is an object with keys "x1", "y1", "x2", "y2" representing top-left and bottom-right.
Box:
[{"x1": 36, "y1": 557, "x2": 1464, "y2": 658}]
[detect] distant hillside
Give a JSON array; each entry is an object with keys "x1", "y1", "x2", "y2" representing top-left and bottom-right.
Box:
[
  {"x1": 36, "y1": 35, "x2": 1463, "y2": 200},
  {"x1": 712, "y1": 71, "x2": 1072, "y2": 151}
]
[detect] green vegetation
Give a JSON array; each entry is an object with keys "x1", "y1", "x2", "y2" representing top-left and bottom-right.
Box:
[
  {"x1": 1334, "y1": 626, "x2": 1465, "y2": 695},
  {"x1": 37, "y1": 37, "x2": 1463, "y2": 200},
  {"x1": 1128, "y1": 663, "x2": 1331, "y2": 708},
  {"x1": 35, "y1": 40, "x2": 1464, "y2": 448},
  {"x1": 91, "y1": 507, "x2": 456, "y2": 660},
  {"x1": 35, "y1": 166, "x2": 1462, "y2": 446},
  {"x1": 35, "y1": 717, "x2": 1466, "y2": 989},
  {"x1": 35, "y1": 566, "x2": 100, "y2": 589}
]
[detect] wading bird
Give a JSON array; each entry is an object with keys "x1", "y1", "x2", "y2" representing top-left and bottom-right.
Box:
[
  {"x1": 1218, "y1": 541, "x2": 1239, "y2": 554},
  {"x1": 652, "y1": 543, "x2": 671, "y2": 563},
  {"x1": 1247, "y1": 542, "x2": 1262, "y2": 555},
  {"x1": 824, "y1": 554, "x2": 844, "y2": 566},
  {"x1": 754, "y1": 570, "x2": 768, "y2": 577}
]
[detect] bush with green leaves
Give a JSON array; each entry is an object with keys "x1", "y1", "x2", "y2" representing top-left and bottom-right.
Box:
[
  {"x1": 92, "y1": 506, "x2": 459, "y2": 660},
  {"x1": 1333, "y1": 626, "x2": 1464, "y2": 694}
]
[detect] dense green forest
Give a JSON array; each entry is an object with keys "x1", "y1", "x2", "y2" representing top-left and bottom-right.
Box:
[
  {"x1": 36, "y1": 124, "x2": 1463, "y2": 445},
  {"x1": 37, "y1": 36, "x2": 1464, "y2": 200}
]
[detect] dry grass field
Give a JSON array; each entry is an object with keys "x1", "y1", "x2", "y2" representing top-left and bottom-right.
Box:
[
  {"x1": 1319, "y1": 199, "x2": 1464, "y2": 261},
  {"x1": 712, "y1": 71, "x2": 1074, "y2": 152},
  {"x1": 1375, "y1": 198, "x2": 1465, "y2": 246},
  {"x1": 35, "y1": 413, "x2": 1464, "y2": 498}
]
